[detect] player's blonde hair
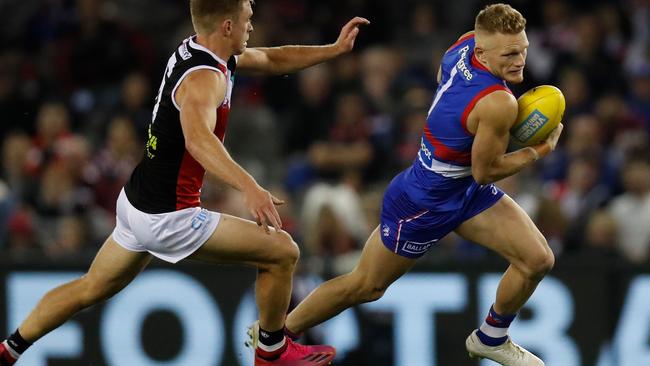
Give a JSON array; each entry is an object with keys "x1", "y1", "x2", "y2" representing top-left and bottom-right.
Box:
[
  {"x1": 190, "y1": 0, "x2": 251, "y2": 34},
  {"x1": 475, "y1": 3, "x2": 526, "y2": 34}
]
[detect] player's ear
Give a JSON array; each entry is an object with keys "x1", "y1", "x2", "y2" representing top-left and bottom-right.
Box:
[
  {"x1": 474, "y1": 46, "x2": 486, "y2": 63},
  {"x1": 221, "y1": 18, "x2": 233, "y2": 36}
]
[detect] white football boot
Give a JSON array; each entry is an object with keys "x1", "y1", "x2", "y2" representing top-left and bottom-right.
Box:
[
  {"x1": 244, "y1": 320, "x2": 260, "y2": 350},
  {"x1": 465, "y1": 330, "x2": 544, "y2": 366}
]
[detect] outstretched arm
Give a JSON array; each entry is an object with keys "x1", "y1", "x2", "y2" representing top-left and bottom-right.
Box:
[
  {"x1": 176, "y1": 70, "x2": 283, "y2": 232},
  {"x1": 237, "y1": 17, "x2": 370, "y2": 74},
  {"x1": 471, "y1": 91, "x2": 563, "y2": 184}
]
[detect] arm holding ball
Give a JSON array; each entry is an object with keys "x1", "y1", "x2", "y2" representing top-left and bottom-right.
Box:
[{"x1": 470, "y1": 90, "x2": 563, "y2": 185}]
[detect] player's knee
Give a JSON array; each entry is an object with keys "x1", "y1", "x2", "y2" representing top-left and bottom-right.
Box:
[
  {"x1": 522, "y1": 243, "x2": 554, "y2": 280},
  {"x1": 272, "y1": 230, "x2": 300, "y2": 268},
  {"x1": 537, "y1": 248, "x2": 555, "y2": 276}
]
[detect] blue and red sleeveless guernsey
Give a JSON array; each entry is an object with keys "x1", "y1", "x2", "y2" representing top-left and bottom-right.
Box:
[
  {"x1": 401, "y1": 33, "x2": 512, "y2": 211},
  {"x1": 125, "y1": 36, "x2": 235, "y2": 213},
  {"x1": 379, "y1": 33, "x2": 510, "y2": 258}
]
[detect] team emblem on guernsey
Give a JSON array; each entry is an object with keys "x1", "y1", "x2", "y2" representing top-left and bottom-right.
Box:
[
  {"x1": 179, "y1": 42, "x2": 192, "y2": 60},
  {"x1": 511, "y1": 109, "x2": 548, "y2": 142}
]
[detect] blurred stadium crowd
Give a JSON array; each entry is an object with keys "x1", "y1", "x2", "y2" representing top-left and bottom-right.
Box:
[{"x1": 0, "y1": 0, "x2": 649, "y2": 273}]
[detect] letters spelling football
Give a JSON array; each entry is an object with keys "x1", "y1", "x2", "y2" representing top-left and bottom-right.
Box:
[{"x1": 510, "y1": 85, "x2": 565, "y2": 148}]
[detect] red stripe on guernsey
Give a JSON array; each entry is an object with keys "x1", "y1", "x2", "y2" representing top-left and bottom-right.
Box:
[
  {"x1": 215, "y1": 63, "x2": 230, "y2": 141},
  {"x1": 176, "y1": 151, "x2": 205, "y2": 210},
  {"x1": 423, "y1": 125, "x2": 472, "y2": 165},
  {"x1": 446, "y1": 33, "x2": 475, "y2": 53},
  {"x1": 460, "y1": 84, "x2": 512, "y2": 135},
  {"x1": 215, "y1": 104, "x2": 230, "y2": 141},
  {"x1": 175, "y1": 106, "x2": 230, "y2": 210},
  {"x1": 471, "y1": 53, "x2": 490, "y2": 72},
  {"x1": 175, "y1": 66, "x2": 230, "y2": 210}
]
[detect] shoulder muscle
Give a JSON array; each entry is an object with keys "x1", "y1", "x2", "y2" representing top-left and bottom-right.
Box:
[
  {"x1": 176, "y1": 69, "x2": 227, "y2": 110},
  {"x1": 474, "y1": 90, "x2": 518, "y2": 134}
]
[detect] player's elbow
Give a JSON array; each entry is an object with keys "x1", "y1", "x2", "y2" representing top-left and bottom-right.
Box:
[
  {"x1": 184, "y1": 137, "x2": 210, "y2": 167},
  {"x1": 473, "y1": 175, "x2": 492, "y2": 185},
  {"x1": 184, "y1": 134, "x2": 205, "y2": 157},
  {"x1": 472, "y1": 167, "x2": 494, "y2": 185},
  {"x1": 184, "y1": 139, "x2": 200, "y2": 158}
]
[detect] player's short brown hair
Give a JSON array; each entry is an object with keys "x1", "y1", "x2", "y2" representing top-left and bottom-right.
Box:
[
  {"x1": 475, "y1": 3, "x2": 526, "y2": 34},
  {"x1": 190, "y1": 0, "x2": 250, "y2": 34}
]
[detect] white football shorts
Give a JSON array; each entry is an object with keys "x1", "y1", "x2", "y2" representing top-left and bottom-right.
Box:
[{"x1": 111, "y1": 189, "x2": 221, "y2": 263}]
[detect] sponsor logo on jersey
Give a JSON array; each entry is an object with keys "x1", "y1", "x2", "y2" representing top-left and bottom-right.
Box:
[
  {"x1": 402, "y1": 239, "x2": 439, "y2": 255},
  {"x1": 512, "y1": 109, "x2": 549, "y2": 142},
  {"x1": 382, "y1": 225, "x2": 391, "y2": 237},
  {"x1": 456, "y1": 45, "x2": 473, "y2": 81},
  {"x1": 145, "y1": 125, "x2": 158, "y2": 159},
  {"x1": 191, "y1": 209, "x2": 209, "y2": 230}
]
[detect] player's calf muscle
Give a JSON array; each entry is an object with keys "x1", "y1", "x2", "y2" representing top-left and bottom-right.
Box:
[
  {"x1": 339, "y1": 272, "x2": 387, "y2": 304},
  {"x1": 79, "y1": 276, "x2": 121, "y2": 305}
]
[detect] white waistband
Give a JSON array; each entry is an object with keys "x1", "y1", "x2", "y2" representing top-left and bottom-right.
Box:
[{"x1": 417, "y1": 153, "x2": 472, "y2": 178}]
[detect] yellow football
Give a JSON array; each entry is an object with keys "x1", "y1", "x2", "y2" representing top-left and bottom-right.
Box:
[{"x1": 510, "y1": 85, "x2": 565, "y2": 148}]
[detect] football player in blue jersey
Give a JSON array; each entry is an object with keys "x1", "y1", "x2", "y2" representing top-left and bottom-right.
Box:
[{"x1": 282, "y1": 4, "x2": 563, "y2": 366}]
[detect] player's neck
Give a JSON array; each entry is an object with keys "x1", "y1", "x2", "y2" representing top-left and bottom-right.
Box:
[
  {"x1": 471, "y1": 53, "x2": 495, "y2": 76},
  {"x1": 195, "y1": 34, "x2": 232, "y2": 62}
]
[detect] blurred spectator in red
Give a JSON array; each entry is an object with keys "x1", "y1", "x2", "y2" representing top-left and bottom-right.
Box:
[
  {"x1": 90, "y1": 116, "x2": 140, "y2": 215},
  {"x1": 394, "y1": 87, "x2": 431, "y2": 170},
  {"x1": 33, "y1": 135, "x2": 97, "y2": 249},
  {"x1": 595, "y1": 94, "x2": 649, "y2": 167},
  {"x1": 55, "y1": 0, "x2": 151, "y2": 92},
  {"x1": 4, "y1": 207, "x2": 39, "y2": 261},
  {"x1": 308, "y1": 92, "x2": 374, "y2": 185},
  {"x1": 24, "y1": 101, "x2": 72, "y2": 178}
]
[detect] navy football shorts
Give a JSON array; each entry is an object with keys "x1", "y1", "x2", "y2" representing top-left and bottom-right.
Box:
[{"x1": 379, "y1": 172, "x2": 504, "y2": 259}]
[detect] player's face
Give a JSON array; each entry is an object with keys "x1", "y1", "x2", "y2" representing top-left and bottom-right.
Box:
[
  {"x1": 231, "y1": 1, "x2": 253, "y2": 54},
  {"x1": 480, "y1": 31, "x2": 528, "y2": 84}
]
